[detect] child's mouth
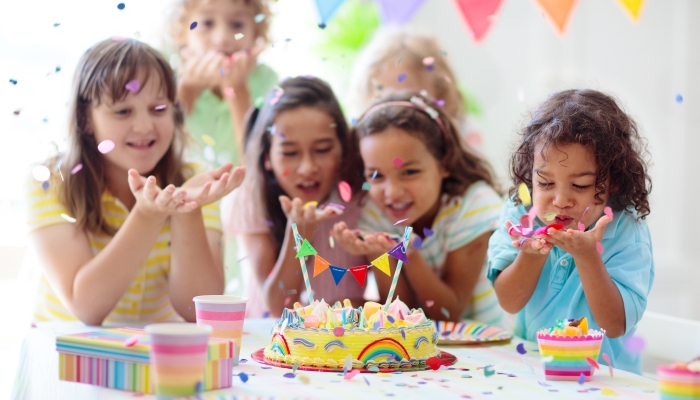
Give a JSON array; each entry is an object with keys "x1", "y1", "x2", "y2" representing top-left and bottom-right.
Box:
[
  {"x1": 386, "y1": 201, "x2": 413, "y2": 218},
  {"x1": 554, "y1": 215, "x2": 573, "y2": 226},
  {"x1": 127, "y1": 140, "x2": 156, "y2": 150},
  {"x1": 297, "y1": 181, "x2": 320, "y2": 196}
]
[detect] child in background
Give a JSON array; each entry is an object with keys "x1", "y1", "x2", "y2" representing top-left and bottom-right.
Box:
[
  {"x1": 168, "y1": 0, "x2": 278, "y2": 166},
  {"x1": 487, "y1": 89, "x2": 654, "y2": 374},
  {"x1": 331, "y1": 91, "x2": 507, "y2": 327},
  {"x1": 24, "y1": 38, "x2": 244, "y2": 325},
  {"x1": 226, "y1": 77, "x2": 365, "y2": 317},
  {"x1": 350, "y1": 28, "x2": 483, "y2": 150}
]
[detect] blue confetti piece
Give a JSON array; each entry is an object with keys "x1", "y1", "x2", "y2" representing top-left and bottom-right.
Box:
[
  {"x1": 400, "y1": 329, "x2": 406, "y2": 340},
  {"x1": 238, "y1": 372, "x2": 249, "y2": 383},
  {"x1": 578, "y1": 372, "x2": 585, "y2": 385},
  {"x1": 262, "y1": 311, "x2": 270, "y2": 318},
  {"x1": 516, "y1": 343, "x2": 527, "y2": 354},
  {"x1": 676, "y1": 93, "x2": 683, "y2": 103},
  {"x1": 461, "y1": 374, "x2": 472, "y2": 378},
  {"x1": 239, "y1": 358, "x2": 248, "y2": 363},
  {"x1": 254, "y1": 13, "x2": 265, "y2": 23},
  {"x1": 386, "y1": 315, "x2": 395, "y2": 323},
  {"x1": 219, "y1": 68, "x2": 224, "y2": 77},
  {"x1": 371, "y1": 170, "x2": 378, "y2": 180},
  {"x1": 423, "y1": 227, "x2": 434, "y2": 237},
  {"x1": 318, "y1": 23, "x2": 327, "y2": 29},
  {"x1": 351, "y1": 117, "x2": 358, "y2": 127},
  {"x1": 412, "y1": 236, "x2": 423, "y2": 250},
  {"x1": 190, "y1": 21, "x2": 198, "y2": 30},
  {"x1": 398, "y1": 73, "x2": 407, "y2": 83},
  {"x1": 440, "y1": 307, "x2": 450, "y2": 318},
  {"x1": 42, "y1": 181, "x2": 49, "y2": 191},
  {"x1": 283, "y1": 372, "x2": 296, "y2": 378},
  {"x1": 195, "y1": 380, "x2": 202, "y2": 392},
  {"x1": 362, "y1": 182, "x2": 371, "y2": 191},
  {"x1": 117, "y1": 2, "x2": 125, "y2": 10}
]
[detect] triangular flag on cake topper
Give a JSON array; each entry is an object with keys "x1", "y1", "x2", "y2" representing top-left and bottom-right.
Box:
[
  {"x1": 376, "y1": 0, "x2": 426, "y2": 26},
  {"x1": 616, "y1": 0, "x2": 644, "y2": 22},
  {"x1": 313, "y1": 255, "x2": 331, "y2": 277},
  {"x1": 388, "y1": 242, "x2": 409, "y2": 264},
  {"x1": 371, "y1": 253, "x2": 391, "y2": 276},
  {"x1": 453, "y1": 0, "x2": 504, "y2": 43},
  {"x1": 533, "y1": 0, "x2": 579, "y2": 36},
  {"x1": 349, "y1": 265, "x2": 369, "y2": 287},
  {"x1": 314, "y1": 0, "x2": 346, "y2": 25},
  {"x1": 329, "y1": 266, "x2": 347, "y2": 286},
  {"x1": 295, "y1": 239, "x2": 317, "y2": 258}
]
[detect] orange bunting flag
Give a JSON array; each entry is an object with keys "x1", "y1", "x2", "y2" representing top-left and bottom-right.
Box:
[
  {"x1": 371, "y1": 253, "x2": 391, "y2": 276},
  {"x1": 349, "y1": 265, "x2": 369, "y2": 288},
  {"x1": 534, "y1": 0, "x2": 579, "y2": 36},
  {"x1": 616, "y1": 0, "x2": 644, "y2": 21},
  {"x1": 313, "y1": 255, "x2": 331, "y2": 277}
]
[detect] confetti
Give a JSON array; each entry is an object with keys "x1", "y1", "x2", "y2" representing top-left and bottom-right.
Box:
[
  {"x1": 675, "y1": 94, "x2": 683, "y2": 103},
  {"x1": 596, "y1": 242, "x2": 604, "y2": 254},
  {"x1": 398, "y1": 73, "x2": 407, "y2": 83},
  {"x1": 425, "y1": 300, "x2": 434, "y2": 307},
  {"x1": 537, "y1": 381, "x2": 550, "y2": 387},
  {"x1": 189, "y1": 21, "x2": 197, "y2": 30},
  {"x1": 254, "y1": 13, "x2": 265, "y2": 23},
  {"x1": 292, "y1": 362, "x2": 299, "y2": 373},
  {"x1": 201, "y1": 134, "x2": 216, "y2": 146},
  {"x1": 604, "y1": 206, "x2": 613, "y2": 219},
  {"x1": 363, "y1": 377, "x2": 370, "y2": 385},
  {"x1": 516, "y1": 343, "x2": 527, "y2": 354},
  {"x1": 603, "y1": 353, "x2": 613, "y2": 377},
  {"x1": 581, "y1": 206, "x2": 590, "y2": 217},
  {"x1": 61, "y1": 214, "x2": 77, "y2": 223},
  {"x1": 484, "y1": 365, "x2": 495, "y2": 377},
  {"x1": 585, "y1": 357, "x2": 600, "y2": 369},
  {"x1": 362, "y1": 182, "x2": 371, "y2": 191},
  {"x1": 578, "y1": 373, "x2": 585, "y2": 384},
  {"x1": 440, "y1": 307, "x2": 450, "y2": 318},
  {"x1": 624, "y1": 335, "x2": 645, "y2": 353},
  {"x1": 461, "y1": 374, "x2": 472, "y2": 378},
  {"x1": 283, "y1": 372, "x2": 295, "y2": 378},
  {"x1": 282, "y1": 169, "x2": 290, "y2": 177},
  {"x1": 125, "y1": 80, "x2": 140, "y2": 93},
  {"x1": 393, "y1": 218, "x2": 408, "y2": 225},
  {"x1": 9, "y1": 79, "x2": 17, "y2": 85},
  {"x1": 123, "y1": 334, "x2": 140, "y2": 347},
  {"x1": 423, "y1": 227, "x2": 434, "y2": 237},
  {"x1": 32, "y1": 165, "x2": 51, "y2": 182},
  {"x1": 333, "y1": 326, "x2": 345, "y2": 337},
  {"x1": 543, "y1": 212, "x2": 556, "y2": 221},
  {"x1": 219, "y1": 68, "x2": 224, "y2": 77},
  {"x1": 234, "y1": 33, "x2": 244, "y2": 40},
  {"x1": 338, "y1": 180, "x2": 352, "y2": 202},
  {"x1": 368, "y1": 366, "x2": 380, "y2": 372},
  {"x1": 396, "y1": 56, "x2": 402, "y2": 65},
  {"x1": 517, "y1": 183, "x2": 531, "y2": 206},
  {"x1": 223, "y1": 87, "x2": 235, "y2": 98},
  {"x1": 392, "y1": 157, "x2": 403, "y2": 168},
  {"x1": 117, "y1": 2, "x2": 125, "y2": 9},
  {"x1": 422, "y1": 57, "x2": 434, "y2": 65},
  {"x1": 238, "y1": 372, "x2": 249, "y2": 382},
  {"x1": 298, "y1": 374, "x2": 310, "y2": 384},
  {"x1": 412, "y1": 236, "x2": 423, "y2": 250},
  {"x1": 329, "y1": 235, "x2": 335, "y2": 248},
  {"x1": 344, "y1": 370, "x2": 360, "y2": 380},
  {"x1": 578, "y1": 221, "x2": 586, "y2": 231},
  {"x1": 435, "y1": 99, "x2": 445, "y2": 107},
  {"x1": 371, "y1": 170, "x2": 378, "y2": 180},
  {"x1": 601, "y1": 388, "x2": 618, "y2": 396},
  {"x1": 426, "y1": 357, "x2": 441, "y2": 370}
]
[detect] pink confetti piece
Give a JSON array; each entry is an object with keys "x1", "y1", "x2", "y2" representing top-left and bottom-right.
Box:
[
  {"x1": 596, "y1": 242, "x2": 604, "y2": 254},
  {"x1": 435, "y1": 99, "x2": 445, "y2": 107},
  {"x1": 578, "y1": 221, "x2": 585, "y2": 231},
  {"x1": 392, "y1": 157, "x2": 404, "y2": 168},
  {"x1": 604, "y1": 206, "x2": 613, "y2": 219},
  {"x1": 586, "y1": 357, "x2": 600, "y2": 369},
  {"x1": 422, "y1": 57, "x2": 435, "y2": 65},
  {"x1": 624, "y1": 335, "x2": 645, "y2": 353},
  {"x1": 333, "y1": 326, "x2": 345, "y2": 337},
  {"x1": 344, "y1": 369, "x2": 361, "y2": 380},
  {"x1": 393, "y1": 218, "x2": 408, "y2": 225},
  {"x1": 425, "y1": 300, "x2": 434, "y2": 307},
  {"x1": 97, "y1": 140, "x2": 115, "y2": 154},
  {"x1": 516, "y1": 343, "x2": 527, "y2": 354},
  {"x1": 71, "y1": 163, "x2": 83, "y2": 175},
  {"x1": 338, "y1": 181, "x2": 352, "y2": 203},
  {"x1": 123, "y1": 334, "x2": 140, "y2": 347},
  {"x1": 603, "y1": 353, "x2": 613, "y2": 377},
  {"x1": 581, "y1": 206, "x2": 590, "y2": 217},
  {"x1": 125, "y1": 80, "x2": 140, "y2": 93},
  {"x1": 223, "y1": 87, "x2": 235, "y2": 99}
]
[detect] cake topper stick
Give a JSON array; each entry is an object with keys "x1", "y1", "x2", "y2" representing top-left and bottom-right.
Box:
[
  {"x1": 291, "y1": 223, "x2": 314, "y2": 303},
  {"x1": 384, "y1": 226, "x2": 413, "y2": 309}
]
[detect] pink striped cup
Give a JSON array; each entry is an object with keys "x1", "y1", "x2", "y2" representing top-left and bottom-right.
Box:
[
  {"x1": 145, "y1": 323, "x2": 212, "y2": 400},
  {"x1": 193, "y1": 295, "x2": 248, "y2": 365}
]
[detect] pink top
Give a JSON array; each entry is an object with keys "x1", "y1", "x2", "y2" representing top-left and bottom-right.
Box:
[{"x1": 224, "y1": 179, "x2": 367, "y2": 317}]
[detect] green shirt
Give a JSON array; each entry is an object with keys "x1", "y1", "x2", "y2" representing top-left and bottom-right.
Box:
[{"x1": 185, "y1": 63, "x2": 278, "y2": 167}]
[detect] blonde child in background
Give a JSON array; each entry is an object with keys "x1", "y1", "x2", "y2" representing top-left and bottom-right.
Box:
[
  {"x1": 331, "y1": 91, "x2": 507, "y2": 327},
  {"x1": 168, "y1": 0, "x2": 278, "y2": 166},
  {"x1": 350, "y1": 28, "x2": 483, "y2": 150},
  {"x1": 487, "y1": 89, "x2": 654, "y2": 373},
  {"x1": 226, "y1": 77, "x2": 366, "y2": 317},
  {"x1": 24, "y1": 38, "x2": 244, "y2": 325}
]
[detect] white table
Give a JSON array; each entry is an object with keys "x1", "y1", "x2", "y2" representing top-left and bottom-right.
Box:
[{"x1": 12, "y1": 319, "x2": 659, "y2": 400}]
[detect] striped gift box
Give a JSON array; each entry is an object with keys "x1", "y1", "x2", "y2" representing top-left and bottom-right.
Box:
[
  {"x1": 657, "y1": 365, "x2": 700, "y2": 399},
  {"x1": 536, "y1": 329, "x2": 604, "y2": 381},
  {"x1": 56, "y1": 327, "x2": 235, "y2": 394}
]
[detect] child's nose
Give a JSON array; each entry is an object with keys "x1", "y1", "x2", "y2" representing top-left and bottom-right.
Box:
[
  {"x1": 551, "y1": 189, "x2": 574, "y2": 209},
  {"x1": 297, "y1": 154, "x2": 318, "y2": 175},
  {"x1": 383, "y1": 179, "x2": 404, "y2": 199},
  {"x1": 211, "y1": 25, "x2": 233, "y2": 49},
  {"x1": 132, "y1": 113, "x2": 154, "y2": 134}
]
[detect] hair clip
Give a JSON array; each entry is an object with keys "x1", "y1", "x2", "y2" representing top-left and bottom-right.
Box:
[{"x1": 409, "y1": 96, "x2": 438, "y2": 120}]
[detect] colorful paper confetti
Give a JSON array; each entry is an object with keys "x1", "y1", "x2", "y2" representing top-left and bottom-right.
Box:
[
  {"x1": 393, "y1": 218, "x2": 408, "y2": 225},
  {"x1": 392, "y1": 157, "x2": 404, "y2": 168},
  {"x1": 517, "y1": 183, "x2": 531, "y2": 206},
  {"x1": 234, "y1": 33, "x2": 244, "y2": 40},
  {"x1": 440, "y1": 307, "x2": 450, "y2": 318},
  {"x1": 516, "y1": 343, "x2": 527, "y2": 354},
  {"x1": 117, "y1": 2, "x2": 125, "y2": 10},
  {"x1": 338, "y1": 180, "x2": 352, "y2": 202},
  {"x1": 329, "y1": 235, "x2": 335, "y2": 248},
  {"x1": 484, "y1": 365, "x2": 495, "y2": 377},
  {"x1": 604, "y1": 206, "x2": 613, "y2": 219},
  {"x1": 585, "y1": 357, "x2": 600, "y2": 369},
  {"x1": 238, "y1": 372, "x2": 249, "y2": 382},
  {"x1": 601, "y1": 388, "x2": 618, "y2": 396},
  {"x1": 283, "y1": 372, "x2": 295, "y2": 378},
  {"x1": 123, "y1": 334, "x2": 140, "y2": 347},
  {"x1": 425, "y1": 300, "x2": 434, "y2": 307},
  {"x1": 596, "y1": 242, "x2": 604, "y2": 254},
  {"x1": 578, "y1": 373, "x2": 585, "y2": 384},
  {"x1": 362, "y1": 182, "x2": 371, "y2": 191},
  {"x1": 675, "y1": 94, "x2": 683, "y2": 103},
  {"x1": 254, "y1": 13, "x2": 265, "y2": 23},
  {"x1": 344, "y1": 370, "x2": 360, "y2": 380},
  {"x1": 624, "y1": 335, "x2": 645, "y2": 353},
  {"x1": 398, "y1": 73, "x2": 407, "y2": 83},
  {"x1": 578, "y1": 221, "x2": 586, "y2": 231},
  {"x1": 125, "y1": 80, "x2": 140, "y2": 93},
  {"x1": 543, "y1": 212, "x2": 556, "y2": 221},
  {"x1": 426, "y1": 357, "x2": 441, "y2": 370},
  {"x1": 189, "y1": 21, "x2": 197, "y2": 30},
  {"x1": 32, "y1": 165, "x2": 51, "y2": 182},
  {"x1": 60, "y1": 214, "x2": 77, "y2": 223},
  {"x1": 603, "y1": 353, "x2": 613, "y2": 377}
]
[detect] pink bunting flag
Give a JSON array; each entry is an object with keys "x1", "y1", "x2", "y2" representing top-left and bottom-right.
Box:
[{"x1": 453, "y1": 0, "x2": 504, "y2": 43}]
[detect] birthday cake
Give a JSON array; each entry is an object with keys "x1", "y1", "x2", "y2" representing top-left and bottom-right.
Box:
[
  {"x1": 263, "y1": 298, "x2": 440, "y2": 369},
  {"x1": 537, "y1": 317, "x2": 605, "y2": 381}
]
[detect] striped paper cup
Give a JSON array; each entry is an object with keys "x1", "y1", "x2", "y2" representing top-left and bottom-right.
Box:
[
  {"x1": 658, "y1": 365, "x2": 700, "y2": 399},
  {"x1": 145, "y1": 323, "x2": 212, "y2": 400},
  {"x1": 536, "y1": 328, "x2": 604, "y2": 381},
  {"x1": 193, "y1": 295, "x2": 248, "y2": 365}
]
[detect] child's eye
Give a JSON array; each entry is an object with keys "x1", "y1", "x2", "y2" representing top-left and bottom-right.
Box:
[
  {"x1": 573, "y1": 184, "x2": 591, "y2": 190},
  {"x1": 404, "y1": 169, "x2": 420, "y2": 176},
  {"x1": 230, "y1": 21, "x2": 244, "y2": 30},
  {"x1": 282, "y1": 151, "x2": 298, "y2": 157},
  {"x1": 202, "y1": 19, "x2": 214, "y2": 28},
  {"x1": 537, "y1": 181, "x2": 551, "y2": 188},
  {"x1": 115, "y1": 109, "x2": 130, "y2": 116},
  {"x1": 315, "y1": 147, "x2": 332, "y2": 154}
]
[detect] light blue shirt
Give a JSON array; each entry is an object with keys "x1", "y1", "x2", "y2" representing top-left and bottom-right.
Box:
[{"x1": 487, "y1": 200, "x2": 654, "y2": 374}]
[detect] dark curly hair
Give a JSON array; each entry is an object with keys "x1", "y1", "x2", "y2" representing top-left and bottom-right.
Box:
[{"x1": 510, "y1": 89, "x2": 651, "y2": 219}]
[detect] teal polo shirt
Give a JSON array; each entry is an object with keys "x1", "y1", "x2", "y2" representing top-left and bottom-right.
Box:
[{"x1": 487, "y1": 200, "x2": 655, "y2": 374}]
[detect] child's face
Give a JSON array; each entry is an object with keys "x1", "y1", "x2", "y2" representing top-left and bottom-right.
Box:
[
  {"x1": 532, "y1": 142, "x2": 610, "y2": 230},
  {"x1": 360, "y1": 126, "x2": 448, "y2": 227},
  {"x1": 266, "y1": 107, "x2": 343, "y2": 204},
  {"x1": 184, "y1": 0, "x2": 256, "y2": 58},
  {"x1": 89, "y1": 73, "x2": 174, "y2": 177},
  {"x1": 372, "y1": 63, "x2": 433, "y2": 100}
]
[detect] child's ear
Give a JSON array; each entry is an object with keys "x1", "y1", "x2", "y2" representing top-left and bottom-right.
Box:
[
  {"x1": 264, "y1": 153, "x2": 272, "y2": 171},
  {"x1": 440, "y1": 160, "x2": 449, "y2": 179}
]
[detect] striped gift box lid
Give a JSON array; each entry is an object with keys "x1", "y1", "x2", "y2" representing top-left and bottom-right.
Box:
[{"x1": 56, "y1": 327, "x2": 235, "y2": 364}]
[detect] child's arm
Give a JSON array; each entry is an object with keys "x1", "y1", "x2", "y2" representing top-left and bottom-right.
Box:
[{"x1": 30, "y1": 173, "x2": 196, "y2": 325}]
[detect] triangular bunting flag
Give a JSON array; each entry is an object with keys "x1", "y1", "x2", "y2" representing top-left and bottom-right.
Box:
[
  {"x1": 371, "y1": 253, "x2": 391, "y2": 276},
  {"x1": 616, "y1": 0, "x2": 644, "y2": 21},
  {"x1": 295, "y1": 239, "x2": 317, "y2": 258},
  {"x1": 376, "y1": 0, "x2": 426, "y2": 25},
  {"x1": 349, "y1": 265, "x2": 369, "y2": 288},
  {"x1": 388, "y1": 242, "x2": 409, "y2": 264},
  {"x1": 313, "y1": 255, "x2": 331, "y2": 277},
  {"x1": 453, "y1": 0, "x2": 504, "y2": 43},
  {"x1": 329, "y1": 266, "x2": 347, "y2": 286},
  {"x1": 314, "y1": 0, "x2": 346, "y2": 24},
  {"x1": 534, "y1": 0, "x2": 579, "y2": 36}
]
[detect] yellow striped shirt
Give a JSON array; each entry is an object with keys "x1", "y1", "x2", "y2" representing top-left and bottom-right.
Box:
[{"x1": 24, "y1": 165, "x2": 222, "y2": 324}]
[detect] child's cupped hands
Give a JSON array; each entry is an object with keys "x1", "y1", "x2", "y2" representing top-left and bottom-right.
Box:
[
  {"x1": 506, "y1": 220, "x2": 553, "y2": 255},
  {"x1": 128, "y1": 169, "x2": 197, "y2": 219},
  {"x1": 330, "y1": 222, "x2": 397, "y2": 257},
  {"x1": 179, "y1": 48, "x2": 227, "y2": 92},
  {"x1": 541, "y1": 214, "x2": 613, "y2": 258},
  {"x1": 181, "y1": 163, "x2": 245, "y2": 207},
  {"x1": 221, "y1": 46, "x2": 264, "y2": 91}
]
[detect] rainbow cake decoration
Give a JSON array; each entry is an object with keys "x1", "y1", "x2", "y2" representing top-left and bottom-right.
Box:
[
  {"x1": 657, "y1": 357, "x2": 700, "y2": 400},
  {"x1": 536, "y1": 317, "x2": 605, "y2": 381},
  {"x1": 263, "y1": 297, "x2": 440, "y2": 369}
]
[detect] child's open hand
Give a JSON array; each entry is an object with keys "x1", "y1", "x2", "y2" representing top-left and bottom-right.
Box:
[
  {"x1": 542, "y1": 214, "x2": 612, "y2": 258},
  {"x1": 128, "y1": 169, "x2": 197, "y2": 219},
  {"x1": 330, "y1": 222, "x2": 396, "y2": 257},
  {"x1": 221, "y1": 46, "x2": 264, "y2": 91},
  {"x1": 181, "y1": 163, "x2": 245, "y2": 207},
  {"x1": 179, "y1": 49, "x2": 226, "y2": 93},
  {"x1": 279, "y1": 196, "x2": 341, "y2": 236},
  {"x1": 506, "y1": 220, "x2": 553, "y2": 255}
]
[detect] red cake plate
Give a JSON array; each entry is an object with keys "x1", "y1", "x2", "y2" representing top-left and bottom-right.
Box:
[{"x1": 251, "y1": 348, "x2": 457, "y2": 373}]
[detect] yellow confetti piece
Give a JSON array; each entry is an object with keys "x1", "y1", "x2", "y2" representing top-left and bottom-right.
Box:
[
  {"x1": 601, "y1": 388, "x2": 618, "y2": 396},
  {"x1": 376, "y1": 372, "x2": 392, "y2": 377},
  {"x1": 543, "y1": 212, "x2": 557, "y2": 221},
  {"x1": 304, "y1": 201, "x2": 318, "y2": 208},
  {"x1": 60, "y1": 214, "x2": 77, "y2": 223},
  {"x1": 201, "y1": 134, "x2": 216, "y2": 146},
  {"x1": 329, "y1": 235, "x2": 335, "y2": 249},
  {"x1": 298, "y1": 375, "x2": 310, "y2": 384},
  {"x1": 518, "y1": 183, "x2": 531, "y2": 206}
]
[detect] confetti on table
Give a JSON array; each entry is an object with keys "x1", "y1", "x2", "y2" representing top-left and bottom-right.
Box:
[
  {"x1": 484, "y1": 365, "x2": 495, "y2": 377},
  {"x1": 201, "y1": 134, "x2": 216, "y2": 146},
  {"x1": 189, "y1": 21, "x2": 197, "y2": 30},
  {"x1": 578, "y1": 221, "x2": 586, "y2": 231},
  {"x1": 344, "y1": 370, "x2": 360, "y2": 380},
  {"x1": 338, "y1": 180, "x2": 352, "y2": 202},
  {"x1": 364, "y1": 376, "x2": 370, "y2": 385},
  {"x1": 461, "y1": 374, "x2": 472, "y2": 378},
  {"x1": 538, "y1": 381, "x2": 550, "y2": 387},
  {"x1": 398, "y1": 73, "x2": 407, "y2": 83},
  {"x1": 603, "y1": 353, "x2": 614, "y2": 377},
  {"x1": 624, "y1": 335, "x2": 645, "y2": 353},
  {"x1": 298, "y1": 375, "x2": 310, "y2": 384},
  {"x1": 117, "y1": 2, "x2": 125, "y2": 9},
  {"x1": 585, "y1": 357, "x2": 600, "y2": 369},
  {"x1": 254, "y1": 13, "x2": 265, "y2": 23},
  {"x1": 517, "y1": 183, "x2": 531, "y2": 206},
  {"x1": 604, "y1": 206, "x2": 613, "y2": 219},
  {"x1": 601, "y1": 388, "x2": 618, "y2": 396},
  {"x1": 123, "y1": 334, "x2": 140, "y2": 347},
  {"x1": 675, "y1": 94, "x2": 683, "y2": 103},
  {"x1": 425, "y1": 300, "x2": 434, "y2": 307},
  {"x1": 392, "y1": 157, "x2": 403, "y2": 168},
  {"x1": 543, "y1": 212, "x2": 556, "y2": 221},
  {"x1": 235, "y1": 33, "x2": 244, "y2": 40},
  {"x1": 578, "y1": 373, "x2": 586, "y2": 384},
  {"x1": 61, "y1": 214, "x2": 77, "y2": 223},
  {"x1": 440, "y1": 307, "x2": 450, "y2": 318},
  {"x1": 581, "y1": 206, "x2": 590, "y2": 217},
  {"x1": 283, "y1": 372, "x2": 295, "y2": 378},
  {"x1": 32, "y1": 165, "x2": 51, "y2": 182},
  {"x1": 238, "y1": 372, "x2": 249, "y2": 382},
  {"x1": 362, "y1": 182, "x2": 371, "y2": 191},
  {"x1": 596, "y1": 242, "x2": 604, "y2": 254},
  {"x1": 516, "y1": 343, "x2": 527, "y2": 354},
  {"x1": 125, "y1": 80, "x2": 140, "y2": 93}
]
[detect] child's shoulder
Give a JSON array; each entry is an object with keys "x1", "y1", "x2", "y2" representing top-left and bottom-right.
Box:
[
  {"x1": 449, "y1": 180, "x2": 503, "y2": 214},
  {"x1": 604, "y1": 207, "x2": 652, "y2": 247}
]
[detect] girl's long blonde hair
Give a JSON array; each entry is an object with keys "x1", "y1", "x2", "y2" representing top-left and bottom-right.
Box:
[{"x1": 54, "y1": 38, "x2": 189, "y2": 236}]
